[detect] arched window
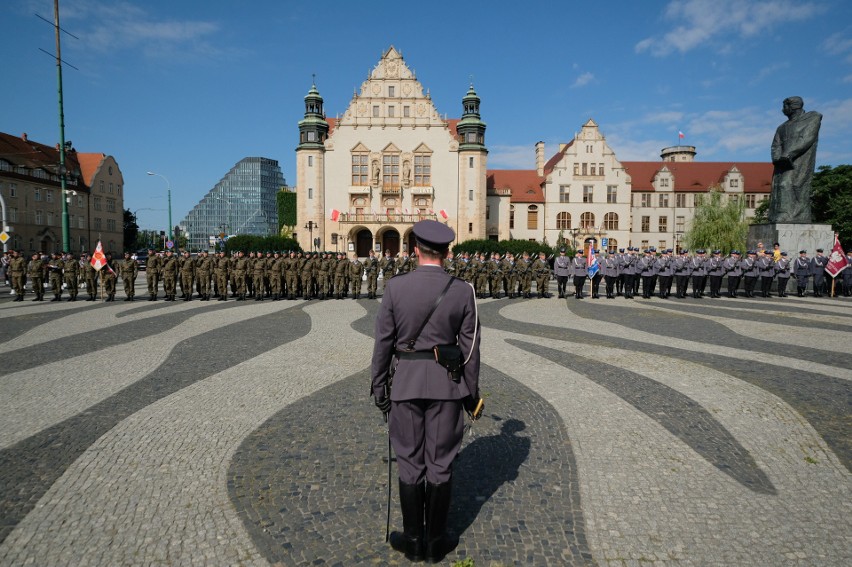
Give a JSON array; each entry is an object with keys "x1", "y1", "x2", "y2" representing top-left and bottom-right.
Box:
[
  {"x1": 604, "y1": 212, "x2": 619, "y2": 230},
  {"x1": 580, "y1": 212, "x2": 595, "y2": 228},
  {"x1": 556, "y1": 212, "x2": 571, "y2": 230},
  {"x1": 527, "y1": 205, "x2": 539, "y2": 230},
  {"x1": 607, "y1": 238, "x2": 617, "y2": 254}
]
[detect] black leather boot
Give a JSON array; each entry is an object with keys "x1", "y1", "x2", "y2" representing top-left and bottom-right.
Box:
[
  {"x1": 389, "y1": 480, "x2": 424, "y2": 562},
  {"x1": 424, "y1": 480, "x2": 457, "y2": 563}
]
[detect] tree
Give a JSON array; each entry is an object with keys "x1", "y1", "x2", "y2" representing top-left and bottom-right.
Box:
[
  {"x1": 751, "y1": 197, "x2": 770, "y2": 224},
  {"x1": 277, "y1": 189, "x2": 297, "y2": 231},
  {"x1": 811, "y1": 164, "x2": 852, "y2": 248},
  {"x1": 683, "y1": 186, "x2": 748, "y2": 255},
  {"x1": 123, "y1": 208, "x2": 139, "y2": 252}
]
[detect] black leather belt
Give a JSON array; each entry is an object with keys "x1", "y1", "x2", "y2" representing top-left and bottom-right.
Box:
[{"x1": 395, "y1": 350, "x2": 434, "y2": 360}]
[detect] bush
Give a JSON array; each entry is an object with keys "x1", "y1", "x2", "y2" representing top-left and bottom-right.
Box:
[{"x1": 224, "y1": 235, "x2": 302, "y2": 254}]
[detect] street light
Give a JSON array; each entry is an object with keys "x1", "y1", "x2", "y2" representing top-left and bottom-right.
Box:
[
  {"x1": 304, "y1": 220, "x2": 316, "y2": 251},
  {"x1": 146, "y1": 171, "x2": 172, "y2": 242}
]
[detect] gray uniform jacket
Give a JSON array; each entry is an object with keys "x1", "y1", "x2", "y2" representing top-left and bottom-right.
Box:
[
  {"x1": 372, "y1": 265, "x2": 480, "y2": 402},
  {"x1": 723, "y1": 257, "x2": 742, "y2": 277},
  {"x1": 553, "y1": 256, "x2": 572, "y2": 277}
]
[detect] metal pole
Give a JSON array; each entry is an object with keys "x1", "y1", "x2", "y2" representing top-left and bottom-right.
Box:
[
  {"x1": 55, "y1": 0, "x2": 70, "y2": 252},
  {"x1": 147, "y1": 172, "x2": 172, "y2": 242}
]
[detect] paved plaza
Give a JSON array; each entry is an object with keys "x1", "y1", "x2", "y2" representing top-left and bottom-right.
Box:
[{"x1": 0, "y1": 279, "x2": 850, "y2": 566}]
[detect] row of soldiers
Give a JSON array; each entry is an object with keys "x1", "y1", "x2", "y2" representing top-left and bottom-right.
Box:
[
  {"x1": 548, "y1": 246, "x2": 850, "y2": 300},
  {"x1": 142, "y1": 248, "x2": 420, "y2": 302},
  {"x1": 443, "y1": 250, "x2": 553, "y2": 298},
  {"x1": 3, "y1": 249, "x2": 138, "y2": 302}
]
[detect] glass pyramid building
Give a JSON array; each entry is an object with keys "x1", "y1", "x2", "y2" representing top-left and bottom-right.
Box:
[{"x1": 179, "y1": 157, "x2": 284, "y2": 251}]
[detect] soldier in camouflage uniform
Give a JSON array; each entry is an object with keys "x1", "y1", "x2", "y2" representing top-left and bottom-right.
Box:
[
  {"x1": 178, "y1": 251, "x2": 195, "y2": 300},
  {"x1": 8, "y1": 250, "x2": 27, "y2": 301},
  {"x1": 47, "y1": 252, "x2": 63, "y2": 301},
  {"x1": 120, "y1": 251, "x2": 139, "y2": 301},
  {"x1": 196, "y1": 250, "x2": 213, "y2": 300},
  {"x1": 161, "y1": 249, "x2": 179, "y2": 301},
  {"x1": 380, "y1": 249, "x2": 396, "y2": 289},
  {"x1": 503, "y1": 253, "x2": 519, "y2": 298},
  {"x1": 364, "y1": 249, "x2": 380, "y2": 299},
  {"x1": 251, "y1": 251, "x2": 267, "y2": 301},
  {"x1": 102, "y1": 252, "x2": 118, "y2": 301},
  {"x1": 299, "y1": 252, "x2": 313, "y2": 300},
  {"x1": 334, "y1": 252, "x2": 348, "y2": 299},
  {"x1": 215, "y1": 251, "x2": 230, "y2": 301},
  {"x1": 231, "y1": 251, "x2": 248, "y2": 300},
  {"x1": 489, "y1": 252, "x2": 504, "y2": 299},
  {"x1": 61, "y1": 252, "x2": 79, "y2": 301},
  {"x1": 27, "y1": 252, "x2": 45, "y2": 301},
  {"x1": 349, "y1": 252, "x2": 364, "y2": 299},
  {"x1": 517, "y1": 252, "x2": 533, "y2": 298},
  {"x1": 146, "y1": 248, "x2": 162, "y2": 300},
  {"x1": 532, "y1": 251, "x2": 551, "y2": 298}
]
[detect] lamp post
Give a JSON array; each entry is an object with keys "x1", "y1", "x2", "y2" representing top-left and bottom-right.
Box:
[
  {"x1": 146, "y1": 171, "x2": 172, "y2": 242},
  {"x1": 304, "y1": 220, "x2": 316, "y2": 251}
]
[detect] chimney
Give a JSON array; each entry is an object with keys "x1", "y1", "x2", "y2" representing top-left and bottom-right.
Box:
[
  {"x1": 535, "y1": 141, "x2": 545, "y2": 176},
  {"x1": 21, "y1": 133, "x2": 28, "y2": 142}
]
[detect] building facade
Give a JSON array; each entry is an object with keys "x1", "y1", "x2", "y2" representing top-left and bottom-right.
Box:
[
  {"x1": 179, "y1": 157, "x2": 284, "y2": 251},
  {"x1": 293, "y1": 49, "x2": 773, "y2": 254},
  {"x1": 0, "y1": 131, "x2": 124, "y2": 254},
  {"x1": 294, "y1": 46, "x2": 488, "y2": 256}
]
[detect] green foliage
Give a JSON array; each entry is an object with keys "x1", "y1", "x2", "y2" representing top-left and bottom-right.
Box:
[
  {"x1": 277, "y1": 189, "x2": 297, "y2": 230},
  {"x1": 452, "y1": 558, "x2": 476, "y2": 567},
  {"x1": 452, "y1": 238, "x2": 561, "y2": 258},
  {"x1": 811, "y1": 164, "x2": 852, "y2": 249},
  {"x1": 751, "y1": 197, "x2": 770, "y2": 224},
  {"x1": 683, "y1": 187, "x2": 748, "y2": 255},
  {"x1": 224, "y1": 234, "x2": 301, "y2": 254},
  {"x1": 123, "y1": 208, "x2": 139, "y2": 252}
]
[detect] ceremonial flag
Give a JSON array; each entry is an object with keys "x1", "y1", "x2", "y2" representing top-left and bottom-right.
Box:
[
  {"x1": 826, "y1": 233, "x2": 848, "y2": 277},
  {"x1": 329, "y1": 209, "x2": 340, "y2": 221},
  {"x1": 587, "y1": 246, "x2": 599, "y2": 278},
  {"x1": 90, "y1": 241, "x2": 107, "y2": 271},
  {"x1": 678, "y1": 131, "x2": 685, "y2": 139},
  {"x1": 439, "y1": 209, "x2": 448, "y2": 219}
]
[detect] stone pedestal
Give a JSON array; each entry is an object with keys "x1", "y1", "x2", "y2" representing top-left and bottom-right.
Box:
[{"x1": 748, "y1": 223, "x2": 834, "y2": 255}]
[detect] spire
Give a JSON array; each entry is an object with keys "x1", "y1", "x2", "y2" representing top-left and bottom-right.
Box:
[
  {"x1": 457, "y1": 82, "x2": 486, "y2": 151},
  {"x1": 298, "y1": 80, "x2": 329, "y2": 150}
]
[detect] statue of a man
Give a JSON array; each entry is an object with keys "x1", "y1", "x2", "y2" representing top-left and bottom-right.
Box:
[{"x1": 768, "y1": 96, "x2": 822, "y2": 224}]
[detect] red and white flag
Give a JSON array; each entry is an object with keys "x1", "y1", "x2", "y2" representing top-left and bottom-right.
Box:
[
  {"x1": 439, "y1": 209, "x2": 448, "y2": 219},
  {"x1": 826, "y1": 233, "x2": 848, "y2": 278},
  {"x1": 329, "y1": 209, "x2": 340, "y2": 221},
  {"x1": 678, "y1": 131, "x2": 685, "y2": 139},
  {"x1": 90, "y1": 241, "x2": 107, "y2": 271}
]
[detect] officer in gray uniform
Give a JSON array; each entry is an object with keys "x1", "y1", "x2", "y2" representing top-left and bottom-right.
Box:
[
  {"x1": 372, "y1": 220, "x2": 481, "y2": 564},
  {"x1": 553, "y1": 247, "x2": 572, "y2": 298},
  {"x1": 811, "y1": 248, "x2": 828, "y2": 297},
  {"x1": 793, "y1": 250, "x2": 811, "y2": 296},
  {"x1": 723, "y1": 251, "x2": 742, "y2": 298},
  {"x1": 707, "y1": 250, "x2": 726, "y2": 298},
  {"x1": 621, "y1": 247, "x2": 638, "y2": 299},
  {"x1": 673, "y1": 249, "x2": 691, "y2": 298},
  {"x1": 775, "y1": 251, "x2": 792, "y2": 297},
  {"x1": 757, "y1": 249, "x2": 776, "y2": 297},
  {"x1": 657, "y1": 249, "x2": 674, "y2": 298}
]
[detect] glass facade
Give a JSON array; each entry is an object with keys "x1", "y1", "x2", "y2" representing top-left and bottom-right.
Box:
[{"x1": 179, "y1": 157, "x2": 284, "y2": 250}]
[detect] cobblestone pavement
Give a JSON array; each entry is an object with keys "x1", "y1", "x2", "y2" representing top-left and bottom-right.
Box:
[{"x1": 0, "y1": 286, "x2": 850, "y2": 566}]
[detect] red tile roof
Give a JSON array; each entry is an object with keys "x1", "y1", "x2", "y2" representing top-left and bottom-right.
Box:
[
  {"x1": 326, "y1": 117, "x2": 336, "y2": 136},
  {"x1": 76, "y1": 153, "x2": 106, "y2": 187},
  {"x1": 487, "y1": 169, "x2": 544, "y2": 203},
  {"x1": 0, "y1": 131, "x2": 82, "y2": 186},
  {"x1": 623, "y1": 161, "x2": 772, "y2": 193}
]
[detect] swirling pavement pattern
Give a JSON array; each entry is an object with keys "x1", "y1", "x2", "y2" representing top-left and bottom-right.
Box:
[{"x1": 0, "y1": 293, "x2": 849, "y2": 566}]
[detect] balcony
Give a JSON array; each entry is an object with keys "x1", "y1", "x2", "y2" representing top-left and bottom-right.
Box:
[
  {"x1": 381, "y1": 185, "x2": 401, "y2": 195},
  {"x1": 335, "y1": 212, "x2": 440, "y2": 224}
]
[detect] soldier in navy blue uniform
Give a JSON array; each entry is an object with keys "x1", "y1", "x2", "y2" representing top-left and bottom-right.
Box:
[{"x1": 372, "y1": 220, "x2": 481, "y2": 563}]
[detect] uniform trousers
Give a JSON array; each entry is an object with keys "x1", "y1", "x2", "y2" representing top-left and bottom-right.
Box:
[
  {"x1": 727, "y1": 276, "x2": 741, "y2": 296},
  {"x1": 573, "y1": 275, "x2": 586, "y2": 297},
  {"x1": 390, "y1": 399, "x2": 464, "y2": 485},
  {"x1": 65, "y1": 273, "x2": 79, "y2": 298}
]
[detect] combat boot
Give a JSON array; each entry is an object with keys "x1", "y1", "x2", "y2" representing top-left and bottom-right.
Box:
[
  {"x1": 424, "y1": 480, "x2": 457, "y2": 564},
  {"x1": 389, "y1": 480, "x2": 425, "y2": 562}
]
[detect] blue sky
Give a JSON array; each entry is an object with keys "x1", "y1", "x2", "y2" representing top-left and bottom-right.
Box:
[{"x1": 3, "y1": 0, "x2": 851, "y2": 232}]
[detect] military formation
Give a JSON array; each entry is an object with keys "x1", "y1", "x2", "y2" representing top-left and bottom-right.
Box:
[{"x1": 3, "y1": 242, "x2": 851, "y2": 303}]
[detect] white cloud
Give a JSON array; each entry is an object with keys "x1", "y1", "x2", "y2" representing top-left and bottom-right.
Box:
[
  {"x1": 636, "y1": 0, "x2": 825, "y2": 56},
  {"x1": 489, "y1": 144, "x2": 536, "y2": 169},
  {"x1": 49, "y1": 0, "x2": 228, "y2": 62},
  {"x1": 571, "y1": 72, "x2": 595, "y2": 89},
  {"x1": 749, "y1": 62, "x2": 790, "y2": 85}
]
